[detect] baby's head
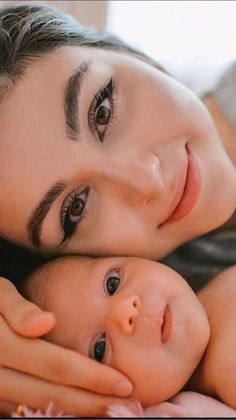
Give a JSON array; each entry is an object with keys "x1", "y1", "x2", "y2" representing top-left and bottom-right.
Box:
[{"x1": 24, "y1": 256, "x2": 210, "y2": 405}]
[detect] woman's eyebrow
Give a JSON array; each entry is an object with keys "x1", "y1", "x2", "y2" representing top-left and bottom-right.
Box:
[
  {"x1": 27, "y1": 180, "x2": 68, "y2": 248},
  {"x1": 27, "y1": 61, "x2": 92, "y2": 247},
  {"x1": 64, "y1": 60, "x2": 90, "y2": 142}
]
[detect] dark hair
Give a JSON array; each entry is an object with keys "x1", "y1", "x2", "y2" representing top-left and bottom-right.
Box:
[
  {"x1": 0, "y1": 1, "x2": 164, "y2": 287},
  {"x1": 0, "y1": 1, "x2": 163, "y2": 91},
  {"x1": 2, "y1": 3, "x2": 232, "y2": 292}
]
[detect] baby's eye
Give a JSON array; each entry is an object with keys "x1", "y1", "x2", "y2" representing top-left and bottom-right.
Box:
[
  {"x1": 106, "y1": 271, "x2": 120, "y2": 296},
  {"x1": 93, "y1": 333, "x2": 106, "y2": 363}
]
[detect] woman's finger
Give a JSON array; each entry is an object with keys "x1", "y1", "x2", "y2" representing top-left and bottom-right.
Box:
[
  {"x1": 0, "y1": 399, "x2": 17, "y2": 417},
  {"x1": 0, "y1": 316, "x2": 132, "y2": 397},
  {"x1": 0, "y1": 277, "x2": 55, "y2": 337},
  {"x1": 0, "y1": 366, "x2": 127, "y2": 417}
]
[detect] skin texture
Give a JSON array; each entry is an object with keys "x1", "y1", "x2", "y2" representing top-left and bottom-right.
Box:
[
  {"x1": 0, "y1": 46, "x2": 236, "y2": 415},
  {"x1": 26, "y1": 256, "x2": 210, "y2": 406},
  {"x1": 139, "y1": 265, "x2": 236, "y2": 418},
  {"x1": 0, "y1": 46, "x2": 235, "y2": 259},
  {"x1": 0, "y1": 277, "x2": 133, "y2": 417},
  {"x1": 191, "y1": 265, "x2": 236, "y2": 408},
  {"x1": 108, "y1": 391, "x2": 236, "y2": 417}
]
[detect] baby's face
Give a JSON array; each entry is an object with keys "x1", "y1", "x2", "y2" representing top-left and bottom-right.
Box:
[{"x1": 31, "y1": 257, "x2": 209, "y2": 405}]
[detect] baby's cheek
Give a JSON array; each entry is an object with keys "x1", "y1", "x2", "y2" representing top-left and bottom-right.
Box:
[
  {"x1": 118, "y1": 359, "x2": 160, "y2": 406},
  {"x1": 118, "y1": 353, "x2": 188, "y2": 407},
  {"x1": 131, "y1": 381, "x2": 160, "y2": 407}
]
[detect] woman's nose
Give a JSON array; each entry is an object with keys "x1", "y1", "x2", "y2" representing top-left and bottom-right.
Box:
[
  {"x1": 109, "y1": 295, "x2": 141, "y2": 335},
  {"x1": 102, "y1": 152, "x2": 164, "y2": 206}
]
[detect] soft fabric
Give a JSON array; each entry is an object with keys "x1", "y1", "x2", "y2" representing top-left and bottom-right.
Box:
[{"x1": 12, "y1": 403, "x2": 72, "y2": 418}]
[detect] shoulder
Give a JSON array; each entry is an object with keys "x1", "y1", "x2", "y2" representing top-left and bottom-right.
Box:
[
  {"x1": 197, "y1": 266, "x2": 236, "y2": 407},
  {"x1": 198, "y1": 265, "x2": 236, "y2": 309}
]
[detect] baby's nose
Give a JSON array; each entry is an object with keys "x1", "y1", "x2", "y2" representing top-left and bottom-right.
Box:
[{"x1": 110, "y1": 295, "x2": 141, "y2": 334}]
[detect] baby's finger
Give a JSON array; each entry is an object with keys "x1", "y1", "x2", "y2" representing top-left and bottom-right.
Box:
[
  {"x1": 0, "y1": 317, "x2": 132, "y2": 397},
  {"x1": 0, "y1": 277, "x2": 55, "y2": 336},
  {"x1": 0, "y1": 366, "x2": 127, "y2": 417}
]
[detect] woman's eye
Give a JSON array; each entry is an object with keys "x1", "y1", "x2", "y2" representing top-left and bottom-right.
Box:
[
  {"x1": 95, "y1": 98, "x2": 111, "y2": 137},
  {"x1": 88, "y1": 78, "x2": 114, "y2": 142},
  {"x1": 60, "y1": 186, "x2": 89, "y2": 243},
  {"x1": 93, "y1": 333, "x2": 106, "y2": 363},
  {"x1": 106, "y1": 271, "x2": 120, "y2": 296}
]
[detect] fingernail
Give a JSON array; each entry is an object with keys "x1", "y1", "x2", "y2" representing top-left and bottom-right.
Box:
[{"x1": 113, "y1": 380, "x2": 132, "y2": 397}]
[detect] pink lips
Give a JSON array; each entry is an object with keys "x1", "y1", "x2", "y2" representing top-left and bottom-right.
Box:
[
  {"x1": 161, "y1": 305, "x2": 172, "y2": 343},
  {"x1": 160, "y1": 145, "x2": 201, "y2": 227}
]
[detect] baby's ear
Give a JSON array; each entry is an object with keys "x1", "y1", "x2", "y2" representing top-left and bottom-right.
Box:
[{"x1": 107, "y1": 399, "x2": 144, "y2": 418}]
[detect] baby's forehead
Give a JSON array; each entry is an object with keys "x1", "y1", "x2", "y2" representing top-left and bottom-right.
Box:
[
  {"x1": 46, "y1": 255, "x2": 94, "y2": 281},
  {"x1": 39, "y1": 256, "x2": 121, "y2": 306},
  {"x1": 30, "y1": 256, "x2": 95, "y2": 307},
  {"x1": 45, "y1": 255, "x2": 119, "y2": 283}
]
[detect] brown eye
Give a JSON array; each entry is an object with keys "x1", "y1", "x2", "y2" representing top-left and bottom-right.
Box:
[
  {"x1": 96, "y1": 103, "x2": 111, "y2": 125},
  {"x1": 95, "y1": 98, "x2": 112, "y2": 141},
  {"x1": 70, "y1": 197, "x2": 84, "y2": 217},
  {"x1": 61, "y1": 187, "x2": 90, "y2": 243},
  {"x1": 88, "y1": 78, "x2": 114, "y2": 142}
]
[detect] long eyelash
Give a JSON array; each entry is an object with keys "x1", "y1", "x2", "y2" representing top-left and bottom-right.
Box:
[
  {"x1": 88, "y1": 77, "x2": 115, "y2": 136},
  {"x1": 61, "y1": 190, "x2": 77, "y2": 222},
  {"x1": 61, "y1": 207, "x2": 88, "y2": 244},
  {"x1": 60, "y1": 188, "x2": 89, "y2": 244}
]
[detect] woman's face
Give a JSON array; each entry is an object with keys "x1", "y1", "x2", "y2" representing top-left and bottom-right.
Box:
[
  {"x1": 0, "y1": 46, "x2": 235, "y2": 258},
  {"x1": 32, "y1": 256, "x2": 209, "y2": 405}
]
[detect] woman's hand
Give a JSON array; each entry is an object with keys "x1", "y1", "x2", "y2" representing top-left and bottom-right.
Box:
[{"x1": 0, "y1": 277, "x2": 132, "y2": 416}]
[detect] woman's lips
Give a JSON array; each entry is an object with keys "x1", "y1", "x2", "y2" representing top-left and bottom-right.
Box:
[
  {"x1": 160, "y1": 145, "x2": 201, "y2": 227},
  {"x1": 161, "y1": 305, "x2": 172, "y2": 344}
]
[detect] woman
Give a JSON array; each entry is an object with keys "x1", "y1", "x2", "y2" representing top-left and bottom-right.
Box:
[{"x1": 0, "y1": 2, "x2": 235, "y2": 415}]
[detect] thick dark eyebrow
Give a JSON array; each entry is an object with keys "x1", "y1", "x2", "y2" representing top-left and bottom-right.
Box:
[
  {"x1": 27, "y1": 181, "x2": 67, "y2": 248},
  {"x1": 64, "y1": 61, "x2": 90, "y2": 141},
  {"x1": 27, "y1": 62, "x2": 90, "y2": 247},
  {"x1": 27, "y1": 62, "x2": 91, "y2": 247}
]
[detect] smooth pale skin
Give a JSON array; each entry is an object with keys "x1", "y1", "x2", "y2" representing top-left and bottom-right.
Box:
[
  {"x1": 0, "y1": 45, "x2": 236, "y2": 414},
  {"x1": 25, "y1": 256, "x2": 210, "y2": 408},
  {"x1": 190, "y1": 265, "x2": 236, "y2": 408},
  {"x1": 0, "y1": 278, "x2": 133, "y2": 417},
  {"x1": 0, "y1": 48, "x2": 235, "y2": 257},
  {"x1": 139, "y1": 265, "x2": 236, "y2": 417},
  {"x1": 27, "y1": 258, "x2": 236, "y2": 416}
]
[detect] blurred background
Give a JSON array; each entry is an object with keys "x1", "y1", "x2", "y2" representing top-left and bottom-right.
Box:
[{"x1": 1, "y1": 0, "x2": 236, "y2": 94}]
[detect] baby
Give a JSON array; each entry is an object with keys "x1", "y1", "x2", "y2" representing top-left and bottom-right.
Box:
[{"x1": 21, "y1": 256, "x2": 236, "y2": 416}]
